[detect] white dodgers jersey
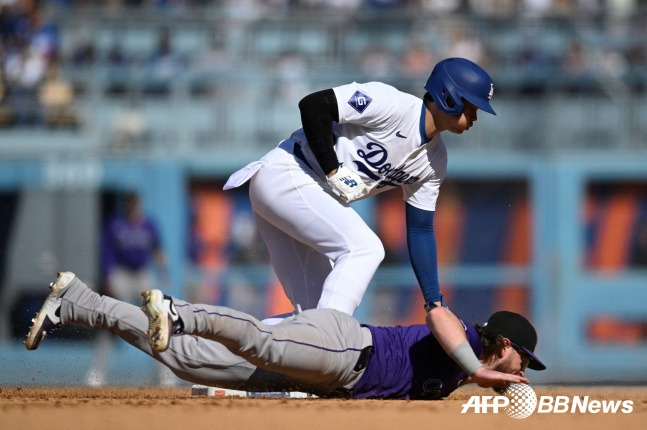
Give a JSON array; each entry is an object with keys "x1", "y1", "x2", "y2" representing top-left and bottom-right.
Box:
[{"x1": 292, "y1": 82, "x2": 447, "y2": 211}]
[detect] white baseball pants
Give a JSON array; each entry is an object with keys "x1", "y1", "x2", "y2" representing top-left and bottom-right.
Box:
[{"x1": 227, "y1": 139, "x2": 384, "y2": 315}]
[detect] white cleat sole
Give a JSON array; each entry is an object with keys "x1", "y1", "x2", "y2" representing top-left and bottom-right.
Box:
[
  {"x1": 141, "y1": 290, "x2": 170, "y2": 353},
  {"x1": 25, "y1": 271, "x2": 76, "y2": 350}
]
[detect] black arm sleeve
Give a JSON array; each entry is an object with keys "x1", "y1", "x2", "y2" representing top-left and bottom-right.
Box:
[{"x1": 298, "y1": 88, "x2": 340, "y2": 175}]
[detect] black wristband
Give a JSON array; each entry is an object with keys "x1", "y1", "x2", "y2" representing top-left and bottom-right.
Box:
[
  {"x1": 424, "y1": 301, "x2": 439, "y2": 313},
  {"x1": 309, "y1": 139, "x2": 339, "y2": 175}
]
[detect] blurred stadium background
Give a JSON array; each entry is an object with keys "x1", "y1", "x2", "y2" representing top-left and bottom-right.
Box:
[{"x1": 1, "y1": 0, "x2": 646, "y2": 386}]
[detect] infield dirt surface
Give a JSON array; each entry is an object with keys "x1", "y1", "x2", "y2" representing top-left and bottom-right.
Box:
[{"x1": 1, "y1": 385, "x2": 645, "y2": 430}]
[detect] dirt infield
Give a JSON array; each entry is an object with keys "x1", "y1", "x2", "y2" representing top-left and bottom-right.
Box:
[{"x1": 1, "y1": 385, "x2": 645, "y2": 430}]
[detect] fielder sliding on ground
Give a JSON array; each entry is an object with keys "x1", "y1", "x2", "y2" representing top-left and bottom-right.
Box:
[
  {"x1": 25, "y1": 272, "x2": 545, "y2": 398},
  {"x1": 224, "y1": 57, "x2": 496, "y2": 317}
]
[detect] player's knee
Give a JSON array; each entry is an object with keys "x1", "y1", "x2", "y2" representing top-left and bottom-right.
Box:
[
  {"x1": 374, "y1": 240, "x2": 386, "y2": 264},
  {"x1": 358, "y1": 234, "x2": 385, "y2": 267}
]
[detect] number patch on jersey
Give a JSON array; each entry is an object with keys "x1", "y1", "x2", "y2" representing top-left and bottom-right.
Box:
[{"x1": 348, "y1": 91, "x2": 373, "y2": 114}]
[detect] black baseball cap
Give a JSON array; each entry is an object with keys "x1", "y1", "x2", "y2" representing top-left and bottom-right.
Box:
[{"x1": 483, "y1": 311, "x2": 546, "y2": 371}]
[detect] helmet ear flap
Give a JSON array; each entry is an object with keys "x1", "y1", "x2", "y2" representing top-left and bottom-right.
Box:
[
  {"x1": 443, "y1": 90, "x2": 455, "y2": 109},
  {"x1": 440, "y1": 89, "x2": 462, "y2": 114},
  {"x1": 428, "y1": 79, "x2": 464, "y2": 116}
]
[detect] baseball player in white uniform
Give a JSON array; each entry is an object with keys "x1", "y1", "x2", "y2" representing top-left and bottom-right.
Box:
[{"x1": 224, "y1": 58, "x2": 497, "y2": 319}]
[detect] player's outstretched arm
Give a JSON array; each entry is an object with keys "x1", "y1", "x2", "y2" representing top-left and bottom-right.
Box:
[
  {"x1": 425, "y1": 306, "x2": 472, "y2": 356},
  {"x1": 425, "y1": 307, "x2": 528, "y2": 388},
  {"x1": 405, "y1": 204, "x2": 442, "y2": 307}
]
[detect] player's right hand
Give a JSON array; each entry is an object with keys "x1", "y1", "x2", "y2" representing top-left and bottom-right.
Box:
[
  {"x1": 326, "y1": 166, "x2": 369, "y2": 203},
  {"x1": 469, "y1": 367, "x2": 529, "y2": 389}
]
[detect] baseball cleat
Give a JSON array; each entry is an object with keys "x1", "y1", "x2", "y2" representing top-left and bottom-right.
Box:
[
  {"x1": 24, "y1": 271, "x2": 76, "y2": 351},
  {"x1": 141, "y1": 289, "x2": 171, "y2": 353}
]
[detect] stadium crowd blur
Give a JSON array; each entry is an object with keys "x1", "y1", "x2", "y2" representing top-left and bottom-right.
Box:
[
  {"x1": 0, "y1": 0, "x2": 645, "y2": 134},
  {"x1": 1, "y1": 0, "x2": 647, "y2": 351}
]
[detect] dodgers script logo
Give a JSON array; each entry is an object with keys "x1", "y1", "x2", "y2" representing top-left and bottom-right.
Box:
[
  {"x1": 348, "y1": 91, "x2": 372, "y2": 114},
  {"x1": 353, "y1": 142, "x2": 420, "y2": 188}
]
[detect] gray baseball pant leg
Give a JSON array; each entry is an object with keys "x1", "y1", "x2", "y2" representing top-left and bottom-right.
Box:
[
  {"x1": 173, "y1": 299, "x2": 373, "y2": 394},
  {"x1": 58, "y1": 277, "x2": 294, "y2": 390}
]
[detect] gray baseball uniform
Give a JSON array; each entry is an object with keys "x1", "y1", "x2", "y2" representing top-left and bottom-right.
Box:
[
  {"x1": 59, "y1": 276, "x2": 370, "y2": 394},
  {"x1": 42, "y1": 273, "x2": 544, "y2": 399}
]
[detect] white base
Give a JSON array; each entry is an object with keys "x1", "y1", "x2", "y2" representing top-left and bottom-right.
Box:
[{"x1": 191, "y1": 384, "x2": 315, "y2": 398}]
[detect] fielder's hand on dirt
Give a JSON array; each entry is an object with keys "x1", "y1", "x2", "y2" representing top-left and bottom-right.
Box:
[
  {"x1": 326, "y1": 166, "x2": 369, "y2": 203},
  {"x1": 470, "y1": 367, "x2": 529, "y2": 389}
]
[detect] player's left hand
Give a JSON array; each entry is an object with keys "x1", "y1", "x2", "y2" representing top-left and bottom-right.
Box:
[{"x1": 469, "y1": 367, "x2": 529, "y2": 389}]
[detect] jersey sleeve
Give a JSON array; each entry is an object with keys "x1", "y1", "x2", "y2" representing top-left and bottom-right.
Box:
[
  {"x1": 332, "y1": 82, "x2": 406, "y2": 130},
  {"x1": 401, "y1": 138, "x2": 447, "y2": 211},
  {"x1": 463, "y1": 322, "x2": 484, "y2": 358},
  {"x1": 402, "y1": 179, "x2": 443, "y2": 211}
]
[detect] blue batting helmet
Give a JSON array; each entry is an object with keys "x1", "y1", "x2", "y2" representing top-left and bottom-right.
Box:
[{"x1": 424, "y1": 57, "x2": 496, "y2": 116}]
